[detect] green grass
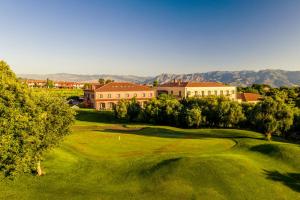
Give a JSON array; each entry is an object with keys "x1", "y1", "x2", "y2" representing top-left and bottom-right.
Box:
[
  {"x1": 1, "y1": 109, "x2": 300, "y2": 199},
  {"x1": 31, "y1": 88, "x2": 84, "y2": 98}
]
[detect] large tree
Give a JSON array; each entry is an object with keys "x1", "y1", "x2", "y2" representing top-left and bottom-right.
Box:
[
  {"x1": 113, "y1": 99, "x2": 128, "y2": 119},
  {"x1": 0, "y1": 61, "x2": 75, "y2": 177},
  {"x1": 180, "y1": 107, "x2": 202, "y2": 128},
  {"x1": 252, "y1": 97, "x2": 293, "y2": 141}
]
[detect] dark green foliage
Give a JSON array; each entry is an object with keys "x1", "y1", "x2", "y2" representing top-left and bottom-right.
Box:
[
  {"x1": 143, "y1": 94, "x2": 182, "y2": 125},
  {"x1": 113, "y1": 99, "x2": 128, "y2": 119},
  {"x1": 292, "y1": 108, "x2": 300, "y2": 131},
  {"x1": 153, "y1": 80, "x2": 158, "y2": 87},
  {"x1": 45, "y1": 78, "x2": 54, "y2": 88},
  {"x1": 0, "y1": 61, "x2": 75, "y2": 177},
  {"x1": 105, "y1": 79, "x2": 114, "y2": 84},
  {"x1": 181, "y1": 97, "x2": 244, "y2": 128},
  {"x1": 113, "y1": 98, "x2": 141, "y2": 121},
  {"x1": 179, "y1": 107, "x2": 202, "y2": 128},
  {"x1": 98, "y1": 79, "x2": 114, "y2": 85},
  {"x1": 252, "y1": 97, "x2": 293, "y2": 140},
  {"x1": 98, "y1": 78, "x2": 105, "y2": 85},
  {"x1": 127, "y1": 98, "x2": 142, "y2": 121}
]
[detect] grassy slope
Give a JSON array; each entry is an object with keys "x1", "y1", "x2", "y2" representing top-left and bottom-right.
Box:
[
  {"x1": 1, "y1": 109, "x2": 300, "y2": 200},
  {"x1": 31, "y1": 88, "x2": 84, "y2": 98}
]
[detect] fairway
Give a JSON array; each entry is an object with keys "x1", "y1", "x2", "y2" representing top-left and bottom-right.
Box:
[{"x1": 1, "y1": 110, "x2": 300, "y2": 200}]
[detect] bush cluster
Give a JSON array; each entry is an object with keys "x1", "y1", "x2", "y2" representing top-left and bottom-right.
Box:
[{"x1": 114, "y1": 94, "x2": 297, "y2": 141}]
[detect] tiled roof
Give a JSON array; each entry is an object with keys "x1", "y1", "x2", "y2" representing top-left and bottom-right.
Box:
[
  {"x1": 239, "y1": 93, "x2": 262, "y2": 102},
  {"x1": 94, "y1": 82, "x2": 153, "y2": 92},
  {"x1": 186, "y1": 82, "x2": 226, "y2": 87},
  {"x1": 159, "y1": 81, "x2": 227, "y2": 87}
]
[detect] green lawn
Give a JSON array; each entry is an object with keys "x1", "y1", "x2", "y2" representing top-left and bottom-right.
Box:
[
  {"x1": 1, "y1": 109, "x2": 300, "y2": 200},
  {"x1": 31, "y1": 88, "x2": 84, "y2": 98}
]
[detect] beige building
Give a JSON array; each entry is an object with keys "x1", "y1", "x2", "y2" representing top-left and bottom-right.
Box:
[
  {"x1": 156, "y1": 81, "x2": 237, "y2": 101},
  {"x1": 84, "y1": 82, "x2": 156, "y2": 110}
]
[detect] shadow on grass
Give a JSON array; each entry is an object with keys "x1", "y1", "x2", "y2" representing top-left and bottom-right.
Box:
[
  {"x1": 250, "y1": 144, "x2": 281, "y2": 155},
  {"x1": 264, "y1": 170, "x2": 300, "y2": 193},
  {"x1": 140, "y1": 157, "x2": 182, "y2": 177},
  {"x1": 76, "y1": 109, "x2": 118, "y2": 123},
  {"x1": 99, "y1": 127, "x2": 264, "y2": 141}
]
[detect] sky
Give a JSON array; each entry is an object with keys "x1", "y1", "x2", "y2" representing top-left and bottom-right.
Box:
[{"x1": 1, "y1": 0, "x2": 300, "y2": 76}]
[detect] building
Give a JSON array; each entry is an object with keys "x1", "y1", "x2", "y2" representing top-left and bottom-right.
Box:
[
  {"x1": 156, "y1": 80, "x2": 237, "y2": 101},
  {"x1": 23, "y1": 79, "x2": 84, "y2": 89},
  {"x1": 84, "y1": 82, "x2": 156, "y2": 110},
  {"x1": 237, "y1": 92, "x2": 262, "y2": 103}
]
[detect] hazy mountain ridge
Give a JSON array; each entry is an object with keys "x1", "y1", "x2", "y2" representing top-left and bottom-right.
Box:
[
  {"x1": 149, "y1": 70, "x2": 300, "y2": 87},
  {"x1": 19, "y1": 73, "x2": 151, "y2": 83},
  {"x1": 19, "y1": 70, "x2": 300, "y2": 87}
]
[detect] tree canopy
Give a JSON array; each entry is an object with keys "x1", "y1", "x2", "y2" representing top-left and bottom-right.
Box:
[{"x1": 0, "y1": 61, "x2": 75, "y2": 177}]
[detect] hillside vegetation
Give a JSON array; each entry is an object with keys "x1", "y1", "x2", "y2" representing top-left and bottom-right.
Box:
[{"x1": 1, "y1": 109, "x2": 300, "y2": 200}]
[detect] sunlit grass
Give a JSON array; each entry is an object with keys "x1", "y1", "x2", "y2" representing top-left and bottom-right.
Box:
[{"x1": 1, "y1": 109, "x2": 300, "y2": 199}]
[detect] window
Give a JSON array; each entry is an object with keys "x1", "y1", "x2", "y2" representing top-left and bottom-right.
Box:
[
  {"x1": 99, "y1": 94, "x2": 103, "y2": 98},
  {"x1": 116, "y1": 94, "x2": 120, "y2": 98},
  {"x1": 226, "y1": 90, "x2": 230, "y2": 95},
  {"x1": 108, "y1": 94, "x2": 111, "y2": 98},
  {"x1": 134, "y1": 93, "x2": 137, "y2": 97},
  {"x1": 202, "y1": 91, "x2": 205, "y2": 96},
  {"x1": 143, "y1": 93, "x2": 146, "y2": 97},
  {"x1": 187, "y1": 91, "x2": 191, "y2": 96},
  {"x1": 149, "y1": 93, "x2": 153, "y2": 97},
  {"x1": 208, "y1": 91, "x2": 211, "y2": 95},
  {"x1": 195, "y1": 91, "x2": 198, "y2": 96},
  {"x1": 126, "y1": 93, "x2": 130, "y2": 98},
  {"x1": 220, "y1": 90, "x2": 223, "y2": 95},
  {"x1": 232, "y1": 90, "x2": 235, "y2": 94},
  {"x1": 179, "y1": 91, "x2": 182, "y2": 97},
  {"x1": 171, "y1": 90, "x2": 173, "y2": 95},
  {"x1": 214, "y1": 90, "x2": 218, "y2": 95}
]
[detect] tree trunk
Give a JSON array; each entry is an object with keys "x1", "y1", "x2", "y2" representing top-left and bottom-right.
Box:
[
  {"x1": 37, "y1": 161, "x2": 43, "y2": 176},
  {"x1": 266, "y1": 132, "x2": 272, "y2": 141}
]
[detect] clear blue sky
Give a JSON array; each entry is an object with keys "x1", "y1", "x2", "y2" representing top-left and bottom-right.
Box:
[{"x1": 1, "y1": 0, "x2": 300, "y2": 75}]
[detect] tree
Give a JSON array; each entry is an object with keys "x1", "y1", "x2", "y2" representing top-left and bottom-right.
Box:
[
  {"x1": 252, "y1": 97, "x2": 293, "y2": 141},
  {"x1": 0, "y1": 61, "x2": 75, "y2": 177},
  {"x1": 45, "y1": 78, "x2": 54, "y2": 88},
  {"x1": 182, "y1": 97, "x2": 244, "y2": 128},
  {"x1": 127, "y1": 98, "x2": 142, "y2": 121},
  {"x1": 143, "y1": 94, "x2": 182, "y2": 125},
  {"x1": 216, "y1": 99, "x2": 245, "y2": 128},
  {"x1": 105, "y1": 79, "x2": 114, "y2": 84},
  {"x1": 241, "y1": 102, "x2": 256, "y2": 128},
  {"x1": 98, "y1": 78, "x2": 105, "y2": 85},
  {"x1": 180, "y1": 107, "x2": 202, "y2": 128},
  {"x1": 113, "y1": 99, "x2": 128, "y2": 119},
  {"x1": 153, "y1": 80, "x2": 159, "y2": 87},
  {"x1": 33, "y1": 92, "x2": 75, "y2": 175}
]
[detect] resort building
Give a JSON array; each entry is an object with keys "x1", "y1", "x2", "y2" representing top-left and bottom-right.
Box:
[
  {"x1": 237, "y1": 92, "x2": 262, "y2": 104},
  {"x1": 23, "y1": 79, "x2": 84, "y2": 89},
  {"x1": 84, "y1": 82, "x2": 156, "y2": 110},
  {"x1": 156, "y1": 80, "x2": 237, "y2": 101}
]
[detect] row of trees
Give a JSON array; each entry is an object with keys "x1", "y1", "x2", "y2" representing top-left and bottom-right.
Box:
[
  {"x1": 98, "y1": 78, "x2": 114, "y2": 85},
  {"x1": 114, "y1": 94, "x2": 298, "y2": 141},
  {"x1": 0, "y1": 61, "x2": 75, "y2": 177},
  {"x1": 238, "y1": 84, "x2": 300, "y2": 107}
]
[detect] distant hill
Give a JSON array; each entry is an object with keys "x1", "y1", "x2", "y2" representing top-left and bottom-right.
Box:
[
  {"x1": 148, "y1": 70, "x2": 300, "y2": 87},
  {"x1": 18, "y1": 73, "x2": 151, "y2": 83},
  {"x1": 18, "y1": 70, "x2": 300, "y2": 87}
]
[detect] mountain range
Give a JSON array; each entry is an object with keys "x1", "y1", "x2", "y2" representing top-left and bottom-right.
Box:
[{"x1": 18, "y1": 69, "x2": 300, "y2": 87}]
